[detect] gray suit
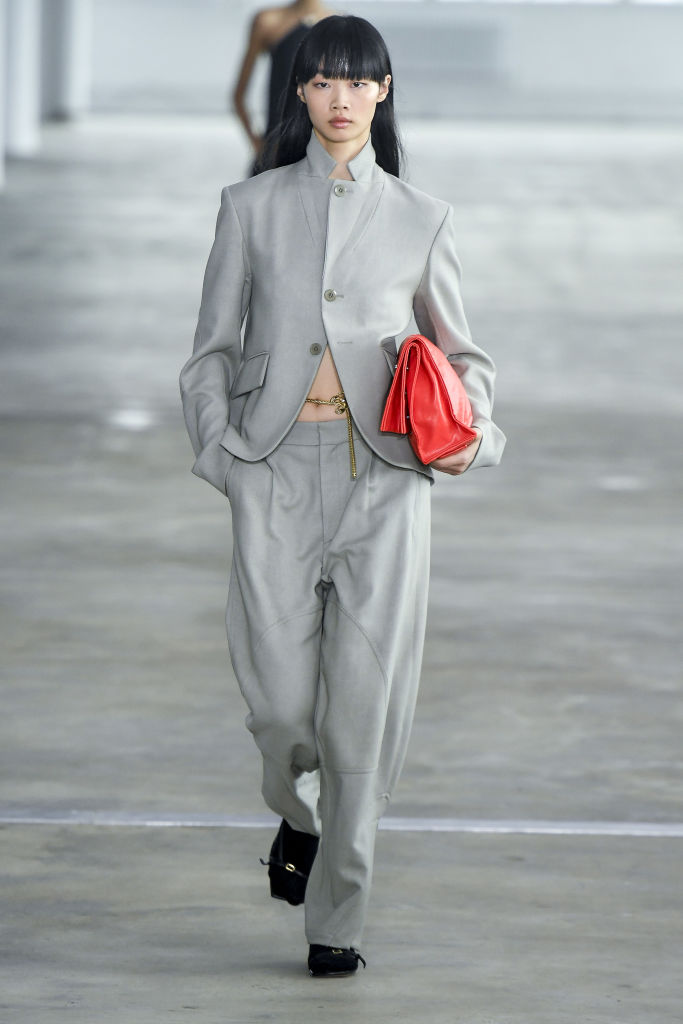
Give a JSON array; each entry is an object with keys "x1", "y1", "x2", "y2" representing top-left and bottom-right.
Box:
[
  {"x1": 180, "y1": 133, "x2": 505, "y2": 950},
  {"x1": 180, "y1": 133, "x2": 505, "y2": 494}
]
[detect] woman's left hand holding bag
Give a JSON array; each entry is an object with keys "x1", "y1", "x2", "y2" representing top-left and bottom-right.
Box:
[{"x1": 430, "y1": 428, "x2": 482, "y2": 476}]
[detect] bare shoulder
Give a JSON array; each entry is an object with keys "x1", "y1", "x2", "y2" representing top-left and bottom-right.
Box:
[{"x1": 253, "y1": 7, "x2": 293, "y2": 48}]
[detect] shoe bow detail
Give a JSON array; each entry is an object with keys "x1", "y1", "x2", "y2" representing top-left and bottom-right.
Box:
[{"x1": 308, "y1": 944, "x2": 367, "y2": 977}]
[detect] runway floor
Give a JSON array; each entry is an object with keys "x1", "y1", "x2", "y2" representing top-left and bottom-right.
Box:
[{"x1": 1, "y1": 115, "x2": 682, "y2": 1022}]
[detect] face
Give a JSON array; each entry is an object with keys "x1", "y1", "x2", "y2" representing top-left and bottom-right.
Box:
[{"x1": 296, "y1": 73, "x2": 391, "y2": 151}]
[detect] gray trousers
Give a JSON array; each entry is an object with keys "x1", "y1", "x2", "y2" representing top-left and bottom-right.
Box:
[{"x1": 226, "y1": 419, "x2": 431, "y2": 947}]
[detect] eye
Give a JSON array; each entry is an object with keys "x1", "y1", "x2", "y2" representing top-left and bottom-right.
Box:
[{"x1": 351, "y1": 81, "x2": 367, "y2": 89}]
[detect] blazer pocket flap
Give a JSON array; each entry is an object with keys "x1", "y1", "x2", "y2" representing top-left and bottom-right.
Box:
[{"x1": 231, "y1": 351, "x2": 269, "y2": 398}]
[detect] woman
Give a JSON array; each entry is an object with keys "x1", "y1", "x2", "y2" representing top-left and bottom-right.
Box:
[
  {"x1": 181, "y1": 15, "x2": 505, "y2": 978},
  {"x1": 232, "y1": 0, "x2": 334, "y2": 166}
]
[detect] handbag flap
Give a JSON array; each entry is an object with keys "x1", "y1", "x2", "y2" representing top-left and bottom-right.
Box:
[
  {"x1": 406, "y1": 336, "x2": 473, "y2": 427},
  {"x1": 379, "y1": 346, "x2": 410, "y2": 433},
  {"x1": 406, "y1": 336, "x2": 477, "y2": 460}
]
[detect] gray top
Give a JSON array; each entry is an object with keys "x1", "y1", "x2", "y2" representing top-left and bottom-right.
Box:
[{"x1": 180, "y1": 132, "x2": 506, "y2": 495}]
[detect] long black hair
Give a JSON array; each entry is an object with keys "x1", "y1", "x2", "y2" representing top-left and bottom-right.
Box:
[{"x1": 258, "y1": 16, "x2": 403, "y2": 177}]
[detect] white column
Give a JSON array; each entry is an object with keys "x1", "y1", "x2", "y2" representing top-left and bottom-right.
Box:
[
  {"x1": 5, "y1": 0, "x2": 42, "y2": 156},
  {"x1": 41, "y1": 0, "x2": 92, "y2": 120},
  {"x1": 0, "y1": 0, "x2": 6, "y2": 185}
]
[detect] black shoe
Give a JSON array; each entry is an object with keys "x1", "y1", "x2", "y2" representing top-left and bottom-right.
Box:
[
  {"x1": 260, "y1": 819, "x2": 319, "y2": 906},
  {"x1": 308, "y1": 944, "x2": 367, "y2": 978}
]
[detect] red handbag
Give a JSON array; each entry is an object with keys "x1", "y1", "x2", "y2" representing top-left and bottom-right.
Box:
[{"x1": 380, "y1": 334, "x2": 478, "y2": 464}]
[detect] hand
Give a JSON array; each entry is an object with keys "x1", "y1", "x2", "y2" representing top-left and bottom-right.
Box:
[{"x1": 430, "y1": 429, "x2": 482, "y2": 476}]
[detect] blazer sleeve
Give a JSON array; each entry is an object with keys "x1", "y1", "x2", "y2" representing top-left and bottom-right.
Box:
[
  {"x1": 179, "y1": 187, "x2": 252, "y2": 493},
  {"x1": 412, "y1": 205, "x2": 506, "y2": 471}
]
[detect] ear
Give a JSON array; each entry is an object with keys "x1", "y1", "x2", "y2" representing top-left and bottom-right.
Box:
[
  {"x1": 376, "y1": 74, "x2": 391, "y2": 103},
  {"x1": 296, "y1": 83, "x2": 306, "y2": 104}
]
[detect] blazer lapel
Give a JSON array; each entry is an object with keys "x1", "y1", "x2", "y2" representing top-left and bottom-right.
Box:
[
  {"x1": 297, "y1": 177, "x2": 327, "y2": 247},
  {"x1": 346, "y1": 181, "x2": 384, "y2": 255},
  {"x1": 328, "y1": 181, "x2": 384, "y2": 268}
]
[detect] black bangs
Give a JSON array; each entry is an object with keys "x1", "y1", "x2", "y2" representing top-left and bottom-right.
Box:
[{"x1": 293, "y1": 15, "x2": 391, "y2": 85}]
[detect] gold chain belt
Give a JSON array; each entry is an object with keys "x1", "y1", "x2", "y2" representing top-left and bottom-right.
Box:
[{"x1": 303, "y1": 392, "x2": 357, "y2": 479}]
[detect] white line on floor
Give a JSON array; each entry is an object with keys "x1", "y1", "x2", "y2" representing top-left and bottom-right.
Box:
[{"x1": 1, "y1": 811, "x2": 682, "y2": 837}]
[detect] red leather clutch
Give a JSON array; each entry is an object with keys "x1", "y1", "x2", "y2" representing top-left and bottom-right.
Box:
[{"x1": 380, "y1": 334, "x2": 478, "y2": 464}]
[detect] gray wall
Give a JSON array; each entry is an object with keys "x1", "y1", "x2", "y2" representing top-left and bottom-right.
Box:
[{"x1": 89, "y1": 0, "x2": 683, "y2": 121}]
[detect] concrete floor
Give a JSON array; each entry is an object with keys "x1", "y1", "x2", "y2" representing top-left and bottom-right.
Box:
[{"x1": 1, "y1": 116, "x2": 682, "y2": 1022}]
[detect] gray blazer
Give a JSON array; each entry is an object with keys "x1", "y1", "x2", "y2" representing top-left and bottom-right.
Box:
[{"x1": 180, "y1": 133, "x2": 505, "y2": 494}]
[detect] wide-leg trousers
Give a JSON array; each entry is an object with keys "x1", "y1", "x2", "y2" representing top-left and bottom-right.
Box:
[{"x1": 225, "y1": 419, "x2": 431, "y2": 947}]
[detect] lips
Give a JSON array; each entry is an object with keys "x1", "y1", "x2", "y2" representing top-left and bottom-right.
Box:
[{"x1": 329, "y1": 119, "x2": 351, "y2": 128}]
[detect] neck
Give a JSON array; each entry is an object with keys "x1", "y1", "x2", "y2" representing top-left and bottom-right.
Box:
[{"x1": 313, "y1": 128, "x2": 371, "y2": 180}]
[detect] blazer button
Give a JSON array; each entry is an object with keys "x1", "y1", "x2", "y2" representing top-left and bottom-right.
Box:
[
  {"x1": 309, "y1": 343, "x2": 322, "y2": 355},
  {"x1": 333, "y1": 184, "x2": 346, "y2": 197},
  {"x1": 323, "y1": 289, "x2": 337, "y2": 302}
]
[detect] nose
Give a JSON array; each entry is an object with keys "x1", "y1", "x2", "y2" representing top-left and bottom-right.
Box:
[{"x1": 330, "y1": 82, "x2": 350, "y2": 110}]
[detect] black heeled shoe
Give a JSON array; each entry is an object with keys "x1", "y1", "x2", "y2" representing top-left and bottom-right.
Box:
[
  {"x1": 308, "y1": 944, "x2": 367, "y2": 978},
  {"x1": 260, "y1": 819, "x2": 319, "y2": 906}
]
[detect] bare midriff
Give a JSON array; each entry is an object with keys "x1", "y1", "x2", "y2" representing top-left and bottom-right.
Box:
[{"x1": 297, "y1": 345, "x2": 345, "y2": 421}]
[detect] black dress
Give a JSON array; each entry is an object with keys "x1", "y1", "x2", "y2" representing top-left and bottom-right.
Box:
[
  {"x1": 266, "y1": 22, "x2": 311, "y2": 137},
  {"x1": 251, "y1": 21, "x2": 311, "y2": 176}
]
